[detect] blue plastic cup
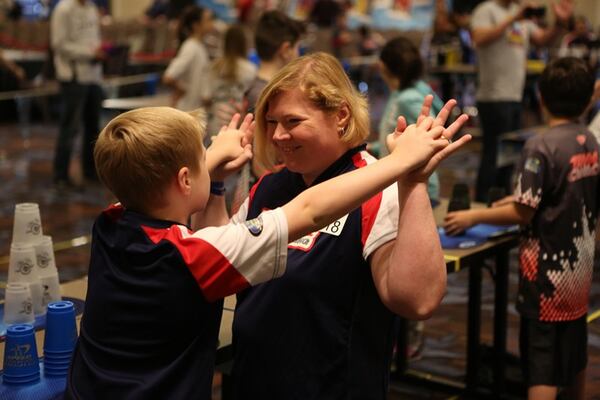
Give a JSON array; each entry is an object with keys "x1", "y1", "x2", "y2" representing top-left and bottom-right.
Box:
[
  {"x1": 43, "y1": 301, "x2": 77, "y2": 356},
  {"x1": 3, "y1": 324, "x2": 40, "y2": 385}
]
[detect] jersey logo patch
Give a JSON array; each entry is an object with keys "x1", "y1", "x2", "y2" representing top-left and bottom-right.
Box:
[
  {"x1": 245, "y1": 216, "x2": 263, "y2": 236},
  {"x1": 288, "y1": 232, "x2": 320, "y2": 252},
  {"x1": 524, "y1": 157, "x2": 541, "y2": 174}
]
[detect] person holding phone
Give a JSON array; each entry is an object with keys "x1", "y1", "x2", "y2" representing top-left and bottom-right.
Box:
[{"x1": 471, "y1": 0, "x2": 574, "y2": 203}]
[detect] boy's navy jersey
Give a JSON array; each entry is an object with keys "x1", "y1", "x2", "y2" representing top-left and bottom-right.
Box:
[
  {"x1": 231, "y1": 146, "x2": 399, "y2": 399},
  {"x1": 514, "y1": 123, "x2": 600, "y2": 322},
  {"x1": 65, "y1": 204, "x2": 287, "y2": 400}
]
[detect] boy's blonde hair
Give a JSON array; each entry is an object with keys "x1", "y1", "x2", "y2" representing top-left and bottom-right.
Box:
[
  {"x1": 254, "y1": 52, "x2": 369, "y2": 171},
  {"x1": 94, "y1": 107, "x2": 206, "y2": 212}
]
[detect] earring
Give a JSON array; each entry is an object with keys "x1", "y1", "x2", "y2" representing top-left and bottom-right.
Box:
[{"x1": 338, "y1": 126, "x2": 346, "y2": 137}]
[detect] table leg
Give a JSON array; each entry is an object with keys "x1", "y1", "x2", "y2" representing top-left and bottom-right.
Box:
[
  {"x1": 493, "y1": 250, "x2": 509, "y2": 396},
  {"x1": 466, "y1": 263, "x2": 482, "y2": 391},
  {"x1": 395, "y1": 317, "x2": 408, "y2": 376}
]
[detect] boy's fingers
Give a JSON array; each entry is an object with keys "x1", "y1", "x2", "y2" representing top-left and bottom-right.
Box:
[
  {"x1": 416, "y1": 95, "x2": 434, "y2": 124},
  {"x1": 433, "y1": 99, "x2": 457, "y2": 128},
  {"x1": 228, "y1": 113, "x2": 241, "y2": 129},
  {"x1": 417, "y1": 116, "x2": 434, "y2": 130},
  {"x1": 443, "y1": 114, "x2": 469, "y2": 140}
]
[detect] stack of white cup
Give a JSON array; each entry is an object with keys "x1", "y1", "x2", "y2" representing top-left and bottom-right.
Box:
[{"x1": 4, "y1": 203, "x2": 62, "y2": 325}]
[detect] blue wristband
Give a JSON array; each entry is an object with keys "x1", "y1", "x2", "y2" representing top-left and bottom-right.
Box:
[{"x1": 210, "y1": 181, "x2": 225, "y2": 196}]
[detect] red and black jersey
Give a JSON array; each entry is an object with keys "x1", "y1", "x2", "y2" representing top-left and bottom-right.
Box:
[
  {"x1": 65, "y1": 204, "x2": 287, "y2": 399},
  {"x1": 231, "y1": 145, "x2": 400, "y2": 399},
  {"x1": 514, "y1": 123, "x2": 600, "y2": 322}
]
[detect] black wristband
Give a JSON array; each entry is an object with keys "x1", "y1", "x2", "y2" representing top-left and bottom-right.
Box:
[{"x1": 210, "y1": 181, "x2": 226, "y2": 196}]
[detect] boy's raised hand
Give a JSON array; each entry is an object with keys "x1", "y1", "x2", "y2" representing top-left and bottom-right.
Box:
[{"x1": 207, "y1": 113, "x2": 254, "y2": 181}]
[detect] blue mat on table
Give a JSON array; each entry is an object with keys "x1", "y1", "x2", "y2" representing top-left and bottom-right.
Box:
[
  {"x1": 438, "y1": 224, "x2": 519, "y2": 249},
  {"x1": 0, "y1": 297, "x2": 85, "y2": 340},
  {"x1": 0, "y1": 362, "x2": 66, "y2": 400}
]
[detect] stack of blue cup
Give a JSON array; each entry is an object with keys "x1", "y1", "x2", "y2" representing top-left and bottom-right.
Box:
[
  {"x1": 3, "y1": 324, "x2": 40, "y2": 385},
  {"x1": 43, "y1": 301, "x2": 76, "y2": 377}
]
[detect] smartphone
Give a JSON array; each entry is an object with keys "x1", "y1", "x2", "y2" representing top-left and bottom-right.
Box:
[{"x1": 523, "y1": 6, "x2": 546, "y2": 19}]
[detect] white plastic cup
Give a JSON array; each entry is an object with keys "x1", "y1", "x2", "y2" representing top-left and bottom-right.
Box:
[
  {"x1": 40, "y1": 274, "x2": 62, "y2": 308},
  {"x1": 28, "y1": 279, "x2": 45, "y2": 316},
  {"x1": 33, "y1": 236, "x2": 58, "y2": 277},
  {"x1": 4, "y1": 283, "x2": 35, "y2": 325},
  {"x1": 8, "y1": 243, "x2": 38, "y2": 284},
  {"x1": 12, "y1": 203, "x2": 43, "y2": 244}
]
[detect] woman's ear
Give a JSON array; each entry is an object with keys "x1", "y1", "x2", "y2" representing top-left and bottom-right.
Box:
[
  {"x1": 176, "y1": 167, "x2": 193, "y2": 195},
  {"x1": 336, "y1": 102, "x2": 351, "y2": 132}
]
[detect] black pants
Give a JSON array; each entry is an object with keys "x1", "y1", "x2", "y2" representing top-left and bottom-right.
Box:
[
  {"x1": 53, "y1": 81, "x2": 104, "y2": 182},
  {"x1": 475, "y1": 101, "x2": 522, "y2": 202}
]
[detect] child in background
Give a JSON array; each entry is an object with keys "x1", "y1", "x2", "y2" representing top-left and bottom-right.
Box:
[
  {"x1": 163, "y1": 5, "x2": 213, "y2": 110},
  {"x1": 207, "y1": 24, "x2": 257, "y2": 139},
  {"x1": 65, "y1": 103, "x2": 469, "y2": 399},
  {"x1": 207, "y1": 24, "x2": 257, "y2": 209},
  {"x1": 445, "y1": 57, "x2": 598, "y2": 400},
  {"x1": 378, "y1": 36, "x2": 443, "y2": 201}
]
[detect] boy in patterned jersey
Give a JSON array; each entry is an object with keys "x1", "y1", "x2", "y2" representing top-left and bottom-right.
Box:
[
  {"x1": 65, "y1": 106, "x2": 470, "y2": 399},
  {"x1": 444, "y1": 57, "x2": 598, "y2": 400}
]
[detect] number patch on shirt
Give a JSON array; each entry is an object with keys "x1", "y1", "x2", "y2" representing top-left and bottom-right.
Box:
[{"x1": 319, "y1": 214, "x2": 348, "y2": 236}]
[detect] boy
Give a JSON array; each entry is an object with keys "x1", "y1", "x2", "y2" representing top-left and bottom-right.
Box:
[
  {"x1": 245, "y1": 10, "x2": 305, "y2": 108},
  {"x1": 444, "y1": 57, "x2": 598, "y2": 400},
  {"x1": 66, "y1": 106, "x2": 470, "y2": 399}
]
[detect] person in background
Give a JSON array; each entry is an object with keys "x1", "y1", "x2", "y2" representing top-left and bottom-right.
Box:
[
  {"x1": 245, "y1": 10, "x2": 305, "y2": 109},
  {"x1": 378, "y1": 36, "x2": 443, "y2": 201},
  {"x1": 50, "y1": 0, "x2": 105, "y2": 189},
  {"x1": 559, "y1": 15, "x2": 598, "y2": 70},
  {"x1": 445, "y1": 57, "x2": 598, "y2": 400},
  {"x1": 229, "y1": 52, "x2": 471, "y2": 399},
  {"x1": 207, "y1": 24, "x2": 257, "y2": 139},
  {"x1": 472, "y1": 0, "x2": 573, "y2": 203},
  {"x1": 163, "y1": 5, "x2": 213, "y2": 111}
]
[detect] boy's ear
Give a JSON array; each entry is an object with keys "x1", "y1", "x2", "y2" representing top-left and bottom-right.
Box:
[
  {"x1": 277, "y1": 41, "x2": 293, "y2": 62},
  {"x1": 176, "y1": 167, "x2": 193, "y2": 195}
]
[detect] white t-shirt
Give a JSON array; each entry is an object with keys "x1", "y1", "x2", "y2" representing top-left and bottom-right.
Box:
[
  {"x1": 50, "y1": 0, "x2": 102, "y2": 84},
  {"x1": 164, "y1": 37, "x2": 210, "y2": 111},
  {"x1": 472, "y1": 0, "x2": 538, "y2": 102}
]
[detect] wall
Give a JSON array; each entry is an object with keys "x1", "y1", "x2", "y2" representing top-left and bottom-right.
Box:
[{"x1": 110, "y1": 0, "x2": 154, "y2": 20}]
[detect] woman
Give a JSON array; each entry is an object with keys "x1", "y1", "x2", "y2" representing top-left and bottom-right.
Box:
[
  {"x1": 163, "y1": 5, "x2": 213, "y2": 111},
  {"x1": 378, "y1": 36, "x2": 444, "y2": 201},
  {"x1": 230, "y1": 52, "x2": 468, "y2": 399}
]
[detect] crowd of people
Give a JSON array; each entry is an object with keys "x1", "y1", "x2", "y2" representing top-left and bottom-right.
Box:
[{"x1": 2, "y1": 0, "x2": 600, "y2": 399}]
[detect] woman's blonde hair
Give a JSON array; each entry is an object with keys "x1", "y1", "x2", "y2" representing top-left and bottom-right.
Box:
[
  {"x1": 94, "y1": 107, "x2": 206, "y2": 212},
  {"x1": 254, "y1": 52, "x2": 369, "y2": 171}
]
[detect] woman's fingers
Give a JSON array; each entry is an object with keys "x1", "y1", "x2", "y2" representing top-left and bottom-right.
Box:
[
  {"x1": 238, "y1": 113, "x2": 254, "y2": 132},
  {"x1": 443, "y1": 114, "x2": 469, "y2": 140},
  {"x1": 433, "y1": 99, "x2": 457, "y2": 128}
]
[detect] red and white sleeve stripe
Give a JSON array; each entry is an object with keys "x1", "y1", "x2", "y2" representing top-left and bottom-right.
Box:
[{"x1": 143, "y1": 208, "x2": 288, "y2": 301}]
